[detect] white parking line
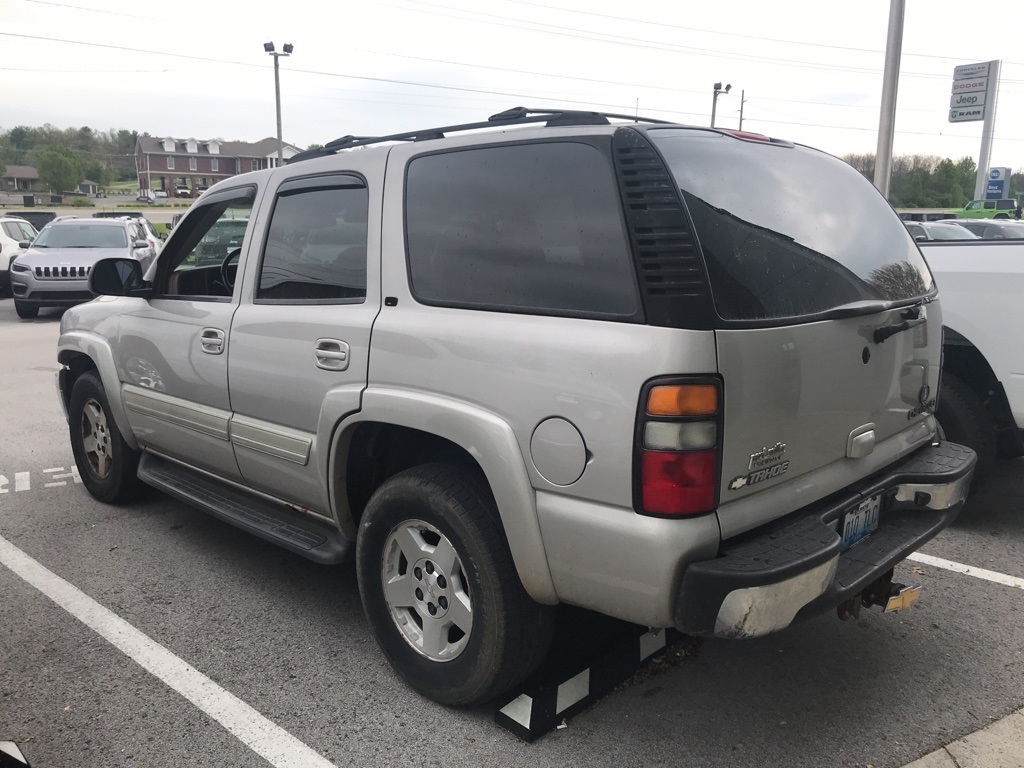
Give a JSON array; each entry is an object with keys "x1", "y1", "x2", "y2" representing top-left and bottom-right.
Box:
[
  {"x1": 908, "y1": 552, "x2": 1024, "y2": 590},
  {"x1": 0, "y1": 534, "x2": 335, "y2": 768}
]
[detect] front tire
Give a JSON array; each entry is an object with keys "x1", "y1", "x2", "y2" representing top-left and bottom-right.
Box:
[
  {"x1": 69, "y1": 371, "x2": 147, "y2": 503},
  {"x1": 14, "y1": 301, "x2": 38, "y2": 319},
  {"x1": 936, "y1": 372, "x2": 997, "y2": 478},
  {"x1": 356, "y1": 463, "x2": 553, "y2": 706}
]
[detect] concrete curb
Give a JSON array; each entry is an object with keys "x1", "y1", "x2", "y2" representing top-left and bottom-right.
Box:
[{"x1": 902, "y1": 708, "x2": 1024, "y2": 768}]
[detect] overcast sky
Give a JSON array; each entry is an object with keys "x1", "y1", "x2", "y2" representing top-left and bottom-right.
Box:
[{"x1": 4, "y1": 0, "x2": 1024, "y2": 172}]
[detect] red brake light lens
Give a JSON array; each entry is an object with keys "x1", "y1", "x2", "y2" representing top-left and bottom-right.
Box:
[{"x1": 641, "y1": 450, "x2": 716, "y2": 516}]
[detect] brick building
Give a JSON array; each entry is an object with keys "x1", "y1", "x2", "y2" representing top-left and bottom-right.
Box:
[{"x1": 135, "y1": 136, "x2": 300, "y2": 198}]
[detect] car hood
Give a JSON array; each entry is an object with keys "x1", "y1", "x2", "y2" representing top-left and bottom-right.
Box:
[{"x1": 15, "y1": 247, "x2": 129, "y2": 267}]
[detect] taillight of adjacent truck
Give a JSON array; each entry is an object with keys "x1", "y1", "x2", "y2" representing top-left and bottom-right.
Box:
[{"x1": 634, "y1": 377, "x2": 723, "y2": 517}]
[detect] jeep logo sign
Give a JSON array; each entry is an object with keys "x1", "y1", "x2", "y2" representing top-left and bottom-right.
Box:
[{"x1": 949, "y1": 60, "x2": 995, "y2": 123}]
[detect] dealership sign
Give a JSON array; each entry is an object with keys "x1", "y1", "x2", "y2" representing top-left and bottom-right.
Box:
[{"x1": 950, "y1": 61, "x2": 995, "y2": 122}]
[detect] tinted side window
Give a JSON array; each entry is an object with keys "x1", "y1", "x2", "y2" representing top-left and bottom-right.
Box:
[
  {"x1": 256, "y1": 182, "x2": 367, "y2": 302},
  {"x1": 405, "y1": 142, "x2": 639, "y2": 319}
]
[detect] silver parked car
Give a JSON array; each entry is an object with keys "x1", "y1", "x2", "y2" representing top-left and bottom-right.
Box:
[
  {"x1": 905, "y1": 220, "x2": 980, "y2": 241},
  {"x1": 11, "y1": 217, "x2": 156, "y2": 318},
  {"x1": 57, "y1": 108, "x2": 976, "y2": 707}
]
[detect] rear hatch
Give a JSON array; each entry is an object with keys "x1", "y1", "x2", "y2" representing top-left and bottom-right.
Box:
[{"x1": 648, "y1": 129, "x2": 939, "y2": 537}]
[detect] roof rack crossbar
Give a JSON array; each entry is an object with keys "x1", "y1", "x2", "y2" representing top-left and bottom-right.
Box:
[{"x1": 288, "y1": 106, "x2": 675, "y2": 164}]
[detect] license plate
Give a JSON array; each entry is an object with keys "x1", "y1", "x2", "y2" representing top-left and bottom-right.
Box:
[{"x1": 840, "y1": 495, "x2": 881, "y2": 551}]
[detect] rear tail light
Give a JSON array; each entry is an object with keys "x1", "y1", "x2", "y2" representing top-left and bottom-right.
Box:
[{"x1": 635, "y1": 378, "x2": 722, "y2": 517}]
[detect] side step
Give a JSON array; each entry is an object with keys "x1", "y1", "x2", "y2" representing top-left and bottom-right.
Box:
[{"x1": 137, "y1": 452, "x2": 352, "y2": 564}]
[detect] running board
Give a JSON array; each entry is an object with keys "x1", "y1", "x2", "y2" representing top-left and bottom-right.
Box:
[{"x1": 137, "y1": 453, "x2": 352, "y2": 564}]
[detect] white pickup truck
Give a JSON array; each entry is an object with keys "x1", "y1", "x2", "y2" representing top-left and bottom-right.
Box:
[{"x1": 922, "y1": 240, "x2": 1024, "y2": 476}]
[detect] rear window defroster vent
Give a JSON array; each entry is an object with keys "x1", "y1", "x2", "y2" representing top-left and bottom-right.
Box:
[{"x1": 612, "y1": 128, "x2": 715, "y2": 330}]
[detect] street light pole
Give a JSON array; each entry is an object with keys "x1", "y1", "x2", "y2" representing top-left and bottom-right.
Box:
[
  {"x1": 264, "y1": 42, "x2": 294, "y2": 167},
  {"x1": 711, "y1": 82, "x2": 732, "y2": 128}
]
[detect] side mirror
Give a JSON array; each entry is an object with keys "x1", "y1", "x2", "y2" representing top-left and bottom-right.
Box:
[
  {"x1": 89, "y1": 257, "x2": 150, "y2": 297},
  {"x1": 133, "y1": 239, "x2": 150, "y2": 249},
  {"x1": 18, "y1": 241, "x2": 30, "y2": 248},
  {"x1": 914, "y1": 235, "x2": 926, "y2": 242}
]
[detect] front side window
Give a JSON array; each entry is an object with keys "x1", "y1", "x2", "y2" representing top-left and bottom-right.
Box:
[
  {"x1": 649, "y1": 129, "x2": 934, "y2": 322},
  {"x1": 406, "y1": 142, "x2": 639, "y2": 318},
  {"x1": 155, "y1": 189, "x2": 254, "y2": 299},
  {"x1": 256, "y1": 179, "x2": 368, "y2": 302}
]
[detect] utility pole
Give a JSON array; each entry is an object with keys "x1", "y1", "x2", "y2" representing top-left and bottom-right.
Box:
[
  {"x1": 263, "y1": 42, "x2": 294, "y2": 167},
  {"x1": 873, "y1": 0, "x2": 905, "y2": 198},
  {"x1": 738, "y1": 90, "x2": 746, "y2": 131},
  {"x1": 711, "y1": 82, "x2": 731, "y2": 128}
]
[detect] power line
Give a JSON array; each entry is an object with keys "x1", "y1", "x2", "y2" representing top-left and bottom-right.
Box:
[
  {"x1": 379, "y1": 0, "x2": 1023, "y2": 80},
  {"x1": 503, "y1": 0, "x2": 1024, "y2": 67}
]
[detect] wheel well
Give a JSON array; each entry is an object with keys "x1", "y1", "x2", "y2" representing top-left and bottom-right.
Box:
[
  {"x1": 341, "y1": 423, "x2": 491, "y2": 528},
  {"x1": 57, "y1": 352, "x2": 98, "y2": 412},
  {"x1": 943, "y1": 328, "x2": 1023, "y2": 455}
]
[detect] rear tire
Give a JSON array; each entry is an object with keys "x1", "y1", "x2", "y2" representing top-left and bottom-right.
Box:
[
  {"x1": 356, "y1": 463, "x2": 554, "y2": 706},
  {"x1": 14, "y1": 301, "x2": 38, "y2": 319},
  {"x1": 69, "y1": 371, "x2": 148, "y2": 503},
  {"x1": 936, "y1": 372, "x2": 997, "y2": 478}
]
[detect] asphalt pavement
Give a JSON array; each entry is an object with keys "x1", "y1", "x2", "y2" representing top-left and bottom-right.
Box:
[{"x1": 1, "y1": 298, "x2": 1022, "y2": 768}]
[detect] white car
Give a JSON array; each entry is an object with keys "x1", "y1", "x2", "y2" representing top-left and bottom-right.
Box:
[{"x1": 0, "y1": 216, "x2": 39, "y2": 294}]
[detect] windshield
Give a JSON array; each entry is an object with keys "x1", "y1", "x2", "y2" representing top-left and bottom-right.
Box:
[
  {"x1": 34, "y1": 224, "x2": 128, "y2": 249},
  {"x1": 648, "y1": 129, "x2": 934, "y2": 322},
  {"x1": 3, "y1": 221, "x2": 37, "y2": 241}
]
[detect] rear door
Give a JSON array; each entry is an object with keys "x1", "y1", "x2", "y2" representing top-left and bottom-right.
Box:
[
  {"x1": 226, "y1": 164, "x2": 382, "y2": 515},
  {"x1": 648, "y1": 129, "x2": 939, "y2": 537}
]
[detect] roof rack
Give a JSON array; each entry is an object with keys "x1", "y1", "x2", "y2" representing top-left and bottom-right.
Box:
[{"x1": 288, "y1": 106, "x2": 675, "y2": 164}]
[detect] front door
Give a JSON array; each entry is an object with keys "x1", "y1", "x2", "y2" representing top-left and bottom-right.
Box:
[
  {"x1": 227, "y1": 168, "x2": 382, "y2": 514},
  {"x1": 117, "y1": 185, "x2": 259, "y2": 482}
]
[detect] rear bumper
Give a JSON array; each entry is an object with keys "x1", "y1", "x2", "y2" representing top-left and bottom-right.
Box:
[{"x1": 674, "y1": 440, "x2": 976, "y2": 638}]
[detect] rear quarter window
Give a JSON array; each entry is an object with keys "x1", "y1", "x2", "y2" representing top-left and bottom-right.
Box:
[{"x1": 405, "y1": 141, "x2": 640, "y2": 319}]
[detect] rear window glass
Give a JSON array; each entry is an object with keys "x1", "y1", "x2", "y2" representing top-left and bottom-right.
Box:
[
  {"x1": 648, "y1": 129, "x2": 934, "y2": 322},
  {"x1": 405, "y1": 142, "x2": 639, "y2": 319}
]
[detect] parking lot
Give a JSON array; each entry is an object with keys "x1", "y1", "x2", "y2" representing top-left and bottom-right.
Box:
[{"x1": 1, "y1": 297, "x2": 1022, "y2": 768}]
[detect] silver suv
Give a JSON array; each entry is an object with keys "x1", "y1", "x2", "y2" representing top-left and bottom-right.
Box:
[
  {"x1": 56, "y1": 108, "x2": 976, "y2": 706},
  {"x1": 12, "y1": 217, "x2": 156, "y2": 318}
]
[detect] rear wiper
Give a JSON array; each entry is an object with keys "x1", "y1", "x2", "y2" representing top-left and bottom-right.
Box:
[
  {"x1": 813, "y1": 300, "x2": 893, "y2": 321},
  {"x1": 874, "y1": 304, "x2": 926, "y2": 344}
]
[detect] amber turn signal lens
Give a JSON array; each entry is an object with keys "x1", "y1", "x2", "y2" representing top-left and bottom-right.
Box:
[{"x1": 647, "y1": 385, "x2": 718, "y2": 416}]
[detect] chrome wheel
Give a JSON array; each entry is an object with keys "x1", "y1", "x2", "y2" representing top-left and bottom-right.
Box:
[
  {"x1": 381, "y1": 519, "x2": 473, "y2": 662},
  {"x1": 80, "y1": 398, "x2": 113, "y2": 479}
]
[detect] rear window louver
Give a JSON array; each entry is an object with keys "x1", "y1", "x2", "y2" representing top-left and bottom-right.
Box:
[{"x1": 612, "y1": 127, "x2": 715, "y2": 330}]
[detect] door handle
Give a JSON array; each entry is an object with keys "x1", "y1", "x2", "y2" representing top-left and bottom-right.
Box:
[
  {"x1": 315, "y1": 338, "x2": 350, "y2": 371},
  {"x1": 200, "y1": 327, "x2": 225, "y2": 355}
]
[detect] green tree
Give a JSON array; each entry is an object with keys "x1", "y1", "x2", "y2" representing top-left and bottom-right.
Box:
[
  {"x1": 81, "y1": 158, "x2": 112, "y2": 188},
  {"x1": 36, "y1": 146, "x2": 83, "y2": 193}
]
